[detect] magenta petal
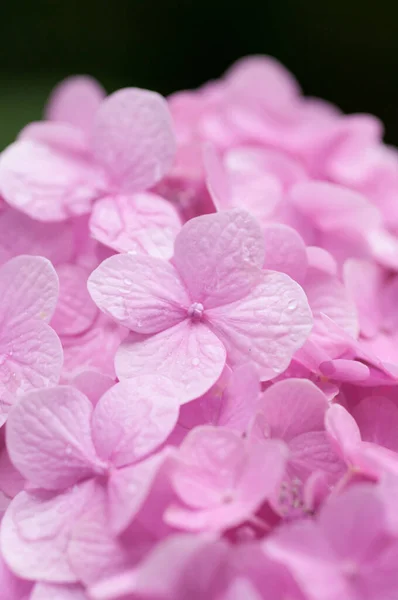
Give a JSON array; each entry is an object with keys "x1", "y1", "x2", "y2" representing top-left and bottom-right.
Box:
[{"x1": 115, "y1": 322, "x2": 226, "y2": 404}]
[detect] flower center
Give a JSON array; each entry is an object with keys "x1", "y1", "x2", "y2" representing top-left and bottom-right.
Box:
[{"x1": 187, "y1": 302, "x2": 204, "y2": 321}]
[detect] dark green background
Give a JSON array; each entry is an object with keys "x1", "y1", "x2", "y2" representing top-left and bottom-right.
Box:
[{"x1": 1, "y1": 0, "x2": 397, "y2": 148}]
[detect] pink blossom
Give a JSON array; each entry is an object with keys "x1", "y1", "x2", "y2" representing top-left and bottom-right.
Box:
[
  {"x1": 88, "y1": 210, "x2": 312, "y2": 403},
  {"x1": 165, "y1": 426, "x2": 288, "y2": 532},
  {"x1": 2, "y1": 380, "x2": 179, "y2": 581}
]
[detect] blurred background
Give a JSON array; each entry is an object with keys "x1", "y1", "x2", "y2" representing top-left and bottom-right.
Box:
[{"x1": 1, "y1": 0, "x2": 398, "y2": 148}]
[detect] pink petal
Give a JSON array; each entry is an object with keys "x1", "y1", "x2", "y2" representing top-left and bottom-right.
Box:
[
  {"x1": 107, "y1": 451, "x2": 169, "y2": 534},
  {"x1": 31, "y1": 583, "x2": 87, "y2": 600},
  {"x1": 0, "y1": 483, "x2": 93, "y2": 582},
  {"x1": 90, "y1": 192, "x2": 181, "y2": 259},
  {"x1": 92, "y1": 379, "x2": 179, "y2": 467},
  {"x1": 172, "y1": 210, "x2": 265, "y2": 308},
  {"x1": 0, "y1": 255, "x2": 58, "y2": 323},
  {"x1": 258, "y1": 379, "x2": 328, "y2": 441},
  {"x1": 288, "y1": 431, "x2": 343, "y2": 482},
  {"x1": 92, "y1": 88, "x2": 176, "y2": 192},
  {"x1": 265, "y1": 520, "x2": 350, "y2": 600},
  {"x1": 263, "y1": 223, "x2": 308, "y2": 284},
  {"x1": 206, "y1": 271, "x2": 312, "y2": 380},
  {"x1": 46, "y1": 75, "x2": 106, "y2": 133},
  {"x1": 343, "y1": 259, "x2": 383, "y2": 338},
  {"x1": 115, "y1": 322, "x2": 226, "y2": 404},
  {"x1": 0, "y1": 551, "x2": 32, "y2": 600},
  {"x1": 67, "y1": 483, "x2": 137, "y2": 586},
  {"x1": 6, "y1": 386, "x2": 102, "y2": 490},
  {"x1": 67, "y1": 370, "x2": 115, "y2": 406},
  {"x1": 0, "y1": 320, "x2": 63, "y2": 426},
  {"x1": 216, "y1": 363, "x2": 261, "y2": 432},
  {"x1": 88, "y1": 253, "x2": 189, "y2": 333},
  {"x1": 20, "y1": 122, "x2": 89, "y2": 157},
  {"x1": 0, "y1": 206, "x2": 75, "y2": 266},
  {"x1": 325, "y1": 404, "x2": 362, "y2": 461},
  {"x1": 61, "y1": 313, "x2": 126, "y2": 378},
  {"x1": 290, "y1": 181, "x2": 381, "y2": 233},
  {"x1": 89, "y1": 534, "x2": 224, "y2": 600},
  {"x1": 304, "y1": 269, "x2": 359, "y2": 349},
  {"x1": 352, "y1": 396, "x2": 398, "y2": 452},
  {"x1": 0, "y1": 140, "x2": 103, "y2": 221},
  {"x1": 51, "y1": 264, "x2": 98, "y2": 336}
]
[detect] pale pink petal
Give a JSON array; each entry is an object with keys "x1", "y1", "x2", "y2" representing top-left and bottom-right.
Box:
[
  {"x1": 90, "y1": 192, "x2": 181, "y2": 258},
  {"x1": 20, "y1": 122, "x2": 89, "y2": 156},
  {"x1": 290, "y1": 181, "x2": 381, "y2": 233},
  {"x1": 216, "y1": 363, "x2": 261, "y2": 432},
  {"x1": 31, "y1": 583, "x2": 87, "y2": 600},
  {"x1": 67, "y1": 483, "x2": 138, "y2": 586},
  {"x1": 0, "y1": 483, "x2": 93, "y2": 582},
  {"x1": 304, "y1": 269, "x2": 359, "y2": 349},
  {"x1": 0, "y1": 206, "x2": 75, "y2": 266},
  {"x1": 0, "y1": 441, "x2": 25, "y2": 501},
  {"x1": 46, "y1": 75, "x2": 106, "y2": 133},
  {"x1": 92, "y1": 379, "x2": 179, "y2": 467},
  {"x1": 6, "y1": 386, "x2": 102, "y2": 490},
  {"x1": 88, "y1": 253, "x2": 189, "y2": 333},
  {"x1": 265, "y1": 520, "x2": 351, "y2": 600},
  {"x1": 343, "y1": 259, "x2": 384, "y2": 338},
  {"x1": 92, "y1": 88, "x2": 176, "y2": 192},
  {"x1": 0, "y1": 320, "x2": 63, "y2": 426},
  {"x1": 52, "y1": 264, "x2": 98, "y2": 336},
  {"x1": 61, "y1": 314, "x2": 126, "y2": 378},
  {"x1": 67, "y1": 370, "x2": 115, "y2": 406},
  {"x1": 263, "y1": 223, "x2": 308, "y2": 284},
  {"x1": 115, "y1": 322, "x2": 226, "y2": 404},
  {"x1": 288, "y1": 431, "x2": 344, "y2": 482},
  {"x1": 258, "y1": 379, "x2": 328, "y2": 441},
  {"x1": 172, "y1": 210, "x2": 265, "y2": 308},
  {"x1": 325, "y1": 404, "x2": 362, "y2": 461},
  {"x1": 207, "y1": 272, "x2": 312, "y2": 380},
  {"x1": 0, "y1": 140, "x2": 104, "y2": 221},
  {"x1": 0, "y1": 255, "x2": 58, "y2": 323},
  {"x1": 107, "y1": 450, "x2": 170, "y2": 534},
  {"x1": 89, "y1": 534, "x2": 224, "y2": 600},
  {"x1": 203, "y1": 143, "x2": 230, "y2": 209},
  {"x1": 306, "y1": 246, "x2": 337, "y2": 276}
]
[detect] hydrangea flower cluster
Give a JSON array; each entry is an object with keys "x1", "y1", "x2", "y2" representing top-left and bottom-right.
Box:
[{"x1": 1, "y1": 56, "x2": 398, "y2": 599}]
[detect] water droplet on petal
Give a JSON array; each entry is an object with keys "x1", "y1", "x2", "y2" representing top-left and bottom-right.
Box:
[
  {"x1": 287, "y1": 300, "x2": 297, "y2": 311},
  {"x1": 123, "y1": 279, "x2": 132, "y2": 286},
  {"x1": 192, "y1": 358, "x2": 200, "y2": 366}
]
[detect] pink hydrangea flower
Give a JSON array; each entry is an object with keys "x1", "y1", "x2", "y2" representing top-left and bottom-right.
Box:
[
  {"x1": 88, "y1": 209, "x2": 313, "y2": 403},
  {"x1": 0, "y1": 86, "x2": 181, "y2": 260},
  {"x1": 165, "y1": 426, "x2": 288, "y2": 531},
  {"x1": 2, "y1": 380, "x2": 179, "y2": 581}
]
